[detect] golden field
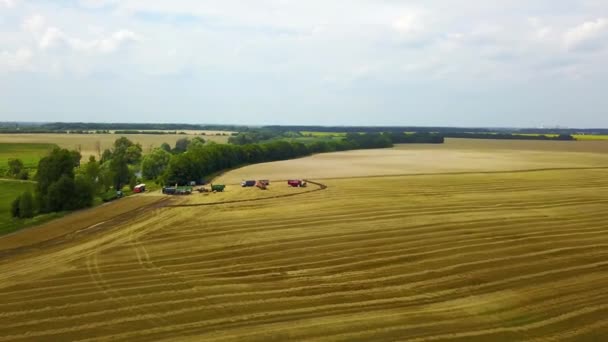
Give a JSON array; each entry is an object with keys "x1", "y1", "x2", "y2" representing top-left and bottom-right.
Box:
[
  {"x1": 1, "y1": 139, "x2": 608, "y2": 341},
  {"x1": 0, "y1": 132, "x2": 230, "y2": 160}
]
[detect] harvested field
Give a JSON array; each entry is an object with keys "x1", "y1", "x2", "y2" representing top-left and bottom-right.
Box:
[
  {"x1": 0, "y1": 133, "x2": 230, "y2": 161},
  {"x1": 1, "y1": 141, "x2": 608, "y2": 340},
  {"x1": 218, "y1": 139, "x2": 608, "y2": 183}
]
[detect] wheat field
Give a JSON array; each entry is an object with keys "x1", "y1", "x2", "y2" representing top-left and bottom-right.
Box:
[{"x1": 1, "y1": 142, "x2": 608, "y2": 341}]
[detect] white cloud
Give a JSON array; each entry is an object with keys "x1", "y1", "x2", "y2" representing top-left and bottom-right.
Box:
[
  {"x1": 37, "y1": 25, "x2": 139, "y2": 54},
  {"x1": 392, "y1": 10, "x2": 427, "y2": 36},
  {"x1": 71, "y1": 30, "x2": 139, "y2": 53},
  {"x1": 0, "y1": 0, "x2": 18, "y2": 8},
  {"x1": 39, "y1": 27, "x2": 70, "y2": 51},
  {"x1": 563, "y1": 18, "x2": 608, "y2": 51},
  {"x1": 0, "y1": 48, "x2": 32, "y2": 71},
  {"x1": 23, "y1": 15, "x2": 47, "y2": 33}
]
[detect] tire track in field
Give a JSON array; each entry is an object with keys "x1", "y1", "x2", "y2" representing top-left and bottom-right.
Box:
[
  {"x1": 1, "y1": 169, "x2": 608, "y2": 340},
  {"x1": 165, "y1": 179, "x2": 328, "y2": 208}
]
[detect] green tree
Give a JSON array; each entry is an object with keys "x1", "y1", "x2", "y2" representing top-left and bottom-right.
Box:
[
  {"x1": 36, "y1": 148, "x2": 81, "y2": 212},
  {"x1": 7, "y1": 158, "x2": 24, "y2": 178},
  {"x1": 173, "y1": 138, "x2": 191, "y2": 153},
  {"x1": 73, "y1": 175, "x2": 95, "y2": 208},
  {"x1": 107, "y1": 137, "x2": 140, "y2": 190},
  {"x1": 160, "y1": 142, "x2": 172, "y2": 153},
  {"x1": 100, "y1": 149, "x2": 113, "y2": 164},
  {"x1": 18, "y1": 191, "x2": 35, "y2": 218},
  {"x1": 46, "y1": 175, "x2": 76, "y2": 212},
  {"x1": 129, "y1": 175, "x2": 137, "y2": 190},
  {"x1": 17, "y1": 169, "x2": 29, "y2": 180},
  {"x1": 10, "y1": 196, "x2": 20, "y2": 218},
  {"x1": 188, "y1": 137, "x2": 206, "y2": 150},
  {"x1": 82, "y1": 156, "x2": 100, "y2": 183},
  {"x1": 141, "y1": 148, "x2": 171, "y2": 180}
]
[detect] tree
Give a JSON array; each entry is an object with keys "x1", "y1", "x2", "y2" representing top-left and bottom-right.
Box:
[
  {"x1": 7, "y1": 158, "x2": 24, "y2": 178},
  {"x1": 73, "y1": 175, "x2": 95, "y2": 209},
  {"x1": 113, "y1": 137, "x2": 143, "y2": 164},
  {"x1": 160, "y1": 142, "x2": 172, "y2": 153},
  {"x1": 82, "y1": 156, "x2": 100, "y2": 183},
  {"x1": 188, "y1": 137, "x2": 206, "y2": 150},
  {"x1": 18, "y1": 191, "x2": 35, "y2": 218},
  {"x1": 141, "y1": 148, "x2": 171, "y2": 180},
  {"x1": 17, "y1": 170, "x2": 29, "y2": 180},
  {"x1": 46, "y1": 175, "x2": 77, "y2": 212},
  {"x1": 173, "y1": 138, "x2": 191, "y2": 153},
  {"x1": 11, "y1": 196, "x2": 20, "y2": 218},
  {"x1": 100, "y1": 149, "x2": 113, "y2": 164},
  {"x1": 106, "y1": 137, "x2": 141, "y2": 190},
  {"x1": 129, "y1": 175, "x2": 137, "y2": 190},
  {"x1": 36, "y1": 148, "x2": 81, "y2": 212}
]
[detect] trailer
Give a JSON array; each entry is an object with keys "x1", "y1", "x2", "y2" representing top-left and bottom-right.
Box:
[
  {"x1": 162, "y1": 186, "x2": 192, "y2": 195},
  {"x1": 256, "y1": 181, "x2": 268, "y2": 190},
  {"x1": 162, "y1": 187, "x2": 176, "y2": 195},
  {"x1": 211, "y1": 184, "x2": 226, "y2": 192},
  {"x1": 241, "y1": 180, "x2": 256, "y2": 187}
]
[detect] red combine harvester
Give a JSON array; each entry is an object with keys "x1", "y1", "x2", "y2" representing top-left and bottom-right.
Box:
[{"x1": 287, "y1": 180, "x2": 307, "y2": 187}]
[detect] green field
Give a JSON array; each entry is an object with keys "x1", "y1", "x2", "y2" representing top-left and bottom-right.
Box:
[
  {"x1": 0, "y1": 143, "x2": 56, "y2": 174},
  {"x1": 0, "y1": 180, "x2": 34, "y2": 234},
  {"x1": 574, "y1": 134, "x2": 608, "y2": 141},
  {"x1": 301, "y1": 131, "x2": 347, "y2": 137}
]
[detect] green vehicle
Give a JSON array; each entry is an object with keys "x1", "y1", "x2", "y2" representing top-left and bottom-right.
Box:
[{"x1": 211, "y1": 184, "x2": 226, "y2": 192}]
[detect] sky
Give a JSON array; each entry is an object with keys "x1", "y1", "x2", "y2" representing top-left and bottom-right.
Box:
[{"x1": 1, "y1": 1, "x2": 607, "y2": 127}]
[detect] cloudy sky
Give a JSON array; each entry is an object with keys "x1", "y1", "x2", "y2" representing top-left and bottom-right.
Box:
[{"x1": 1, "y1": 1, "x2": 607, "y2": 127}]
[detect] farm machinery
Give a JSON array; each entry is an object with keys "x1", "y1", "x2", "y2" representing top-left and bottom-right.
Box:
[{"x1": 287, "y1": 179, "x2": 307, "y2": 187}]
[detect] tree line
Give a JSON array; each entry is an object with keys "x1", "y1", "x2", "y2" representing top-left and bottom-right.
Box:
[
  {"x1": 9, "y1": 132, "x2": 440, "y2": 219},
  {"x1": 162, "y1": 132, "x2": 442, "y2": 184}
]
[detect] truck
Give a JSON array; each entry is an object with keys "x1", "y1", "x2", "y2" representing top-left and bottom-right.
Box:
[
  {"x1": 241, "y1": 180, "x2": 256, "y2": 187},
  {"x1": 287, "y1": 180, "x2": 307, "y2": 187},
  {"x1": 133, "y1": 184, "x2": 146, "y2": 193}
]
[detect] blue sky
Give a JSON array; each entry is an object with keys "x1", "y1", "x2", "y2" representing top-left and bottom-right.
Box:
[{"x1": 1, "y1": 0, "x2": 607, "y2": 127}]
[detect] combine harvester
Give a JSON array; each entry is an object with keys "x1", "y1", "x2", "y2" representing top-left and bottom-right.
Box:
[{"x1": 287, "y1": 179, "x2": 307, "y2": 188}]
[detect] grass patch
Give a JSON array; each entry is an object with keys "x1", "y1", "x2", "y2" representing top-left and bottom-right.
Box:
[
  {"x1": 0, "y1": 179, "x2": 42, "y2": 235},
  {"x1": 0, "y1": 143, "x2": 56, "y2": 174}
]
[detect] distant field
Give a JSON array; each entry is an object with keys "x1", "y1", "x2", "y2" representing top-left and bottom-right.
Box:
[
  {"x1": 218, "y1": 138, "x2": 608, "y2": 183},
  {"x1": 0, "y1": 143, "x2": 56, "y2": 174},
  {"x1": 0, "y1": 132, "x2": 230, "y2": 160},
  {"x1": 574, "y1": 134, "x2": 608, "y2": 141},
  {"x1": 301, "y1": 131, "x2": 347, "y2": 137}
]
